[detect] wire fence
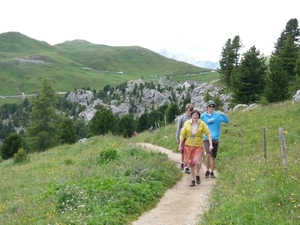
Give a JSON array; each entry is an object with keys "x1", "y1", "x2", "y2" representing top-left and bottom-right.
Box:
[{"x1": 236, "y1": 125, "x2": 298, "y2": 175}]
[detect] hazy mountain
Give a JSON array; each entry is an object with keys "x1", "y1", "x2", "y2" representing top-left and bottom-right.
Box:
[{"x1": 158, "y1": 50, "x2": 219, "y2": 69}]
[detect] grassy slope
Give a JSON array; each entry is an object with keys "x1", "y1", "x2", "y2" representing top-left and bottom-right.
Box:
[
  {"x1": 1, "y1": 98, "x2": 299, "y2": 223},
  {"x1": 0, "y1": 32, "x2": 217, "y2": 99},
  {"x1": 134, "y1": 100, "x2": 300, "y2": 224},
  {"x1": 0, "y1": 135, "x2": 182, "y2": 224}
]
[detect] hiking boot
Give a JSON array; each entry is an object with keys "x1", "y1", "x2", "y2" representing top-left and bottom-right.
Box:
[
  {"x1": 196, "y1": 175, "x2": 201, "y2": 185},
  {"x1": 180, "y1": 163, "x2": 184, "y2": 171},
  {"x1": 185, "y1": 167, "x2": 190, "y2": 174},
  {"x1": 190, "y1": 180, "x2": 195, "y2": 187},
  {"x1": 205, "y1": 171, "x2": 210, "y2": 179},
  {"x1": 210, "y1": 172, "x2": 216, "y2": 179}
]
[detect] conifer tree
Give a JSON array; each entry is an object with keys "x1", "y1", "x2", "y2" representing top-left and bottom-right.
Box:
[
  {"x1": 137, "y1": 113, "x2": 149, "y2": 133},
  {"x1": 273, "y1": 18, "x2": 300, "y2": 55},
  {"x1": 277, "y1": 34, "x2": 299, "y2": 80},
  {"x1": 117, "y1": 114, "x2": 135, "y2": 138},
  {"x1": 89, "y1": 107, "x2": 116, "y2": 136},
  {"x1": 26, "y1": 78, "x2": 62, "y2": 152},
  {"x1": 265, "y1": 56, "x2": 289, "y2": 102},
  {"x1": 166, "y1": 103, "x2": 180, "y2": 124},
  {"x1": 232, "y1": 46, "x2": 267, "y2": 104},
  {"x1": 218, "y1": 39, "x2": 234, "y2": 85},
  {"x1": 218, "y1": 36, "x2": 243, "y2": 86},
  {"x1": 61, "y1": 117, "x2": 78, "y2": 144}
]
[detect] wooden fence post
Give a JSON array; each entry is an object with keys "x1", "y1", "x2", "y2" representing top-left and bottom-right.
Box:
[
  {"x1": 239, "y1": 127, "x2": 244, "y2": 151},
  {"x1": 263, "y1": 127, "x2": 267, "y2": 160},
  {"x1": 279, "y1": 127, "x2": 288, "y2": 173}
]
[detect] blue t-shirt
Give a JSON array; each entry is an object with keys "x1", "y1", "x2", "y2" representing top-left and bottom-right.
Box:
[{"x1": 200, "y1": 111, "x2": 229, "y2": 141}]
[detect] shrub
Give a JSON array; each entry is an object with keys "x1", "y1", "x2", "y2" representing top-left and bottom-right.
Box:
[
  {"x1": 1, "y1": 133, "x2": 23, "y2": 159},
  {"x1": 97, "y1": 148, "x2": 118, "y2": 164},
  {"x1": 13, "y1": 147, "x2": 29, "y2": 163}
]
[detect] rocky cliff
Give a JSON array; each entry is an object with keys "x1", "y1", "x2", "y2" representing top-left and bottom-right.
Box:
[{"x1": 66, "y1": 78, "x2": 232, "y2": 123}]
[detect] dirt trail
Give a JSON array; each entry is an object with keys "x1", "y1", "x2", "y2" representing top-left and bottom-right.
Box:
[{"x1": 132, "y1": 143, "x2": 216, "y2": 225}]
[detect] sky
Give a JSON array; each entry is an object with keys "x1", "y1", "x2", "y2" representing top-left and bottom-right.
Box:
[{"x1": 1, "y1": 0, "x2": 299, "y2": 62}]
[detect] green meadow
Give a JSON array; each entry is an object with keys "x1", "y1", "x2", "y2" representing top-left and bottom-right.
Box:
[
  {"x1": 1, "y1": 100, "x2": 300, "y2": 224},
  {"x1": 134, "y1": 100, "x2": 300, "y2": 224},
  {"x1": 0, "y1": 32, "x2": 217, "y2": 100}
]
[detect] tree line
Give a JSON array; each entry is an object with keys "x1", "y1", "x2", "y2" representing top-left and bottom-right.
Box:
[
  {"x1": 0, "y1": 78, "x2": 192, "y2": 160},
  {"x1": 218, "y1": 18, "x2": 300, "y2": 104}
]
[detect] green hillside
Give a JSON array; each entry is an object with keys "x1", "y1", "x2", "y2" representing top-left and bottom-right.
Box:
[
  {"x1": 134, "y1": 100, "x2": 300, "y2": 224},
  {"x1": 1, "y1": 100, "x2": 299, "y2": 224},
  {"x1": 0, "y1": 32, "x2": 217, "y2": 99}
]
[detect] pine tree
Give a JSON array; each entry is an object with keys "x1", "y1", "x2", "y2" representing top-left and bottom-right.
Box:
[
  {"x1": 137, "y1": 113, "x2": 149, "y2": 133},
  {"x1": 61, "y1": 117, "x2": 78, "y2": 144},
  {"x1": 218, "y1": 39, "x2": 234, "y2": 85},
  {"x1": 273, "y1": 18, "x2": 300, "y2": 55},
  {"x1": 218, "y1": 36, "x2": 243, "y2": 86},
  {"x1": 265, "y1": 56, "x2": 289, "y2": 102},
  {"x1": 89, "y1": 107, "x2": 116, "y2": 136},
  {"x1": 26, "y1": 78, "x2": 62, "y2": 152},
  {"x1": 166, "y1": 103, "x2": 180, "y2": 124},
  {"x1": 117, "y1": 114, "x2": 136, "y2": 138},
  {"x1": 232, "y1": 46, "x2": 267, "y2": 104},
  {"x1": 232, "y1": 35, "x2": 244, "y2": 68},
  {"x1": 277, "y1": 34, "x2": 299, "y2": 80}
]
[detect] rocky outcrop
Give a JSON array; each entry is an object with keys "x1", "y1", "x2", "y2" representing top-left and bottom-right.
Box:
[
  {"x1": 67, "y1": 89, "x2": 94, "y2": 106},
  {"x1": 69, "y1": 79, "x2": 233, "y2": 123},
  {"x1": 293, "y1": 90, "x2": 300, "y2": 103},
  {"x1": 191, "y1": 82, "x2": 231, "y2": 112}
]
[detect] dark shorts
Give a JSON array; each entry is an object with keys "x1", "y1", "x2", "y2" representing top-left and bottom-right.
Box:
[{"x1": 204, "y1": 140, "x2": 219, "y2": 158}]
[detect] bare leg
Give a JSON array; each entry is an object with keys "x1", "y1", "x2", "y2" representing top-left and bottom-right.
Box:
[
  {"x1": 190, "y1": 165, "x2": 195, "y2": 181},
  {"x1": 195, "y1": 164, "x2": 201, "y2": 176},
  {"x1": 211, "y1": 157, "x2": 216, "y2": 172},
  {"x1": 206, "y1": 154, "x2": 211, "y2": 171}
]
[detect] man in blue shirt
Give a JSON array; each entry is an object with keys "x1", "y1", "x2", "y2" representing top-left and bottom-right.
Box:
[{"x1": 200, "y1": 100, "x2": 230, "y2": 178}]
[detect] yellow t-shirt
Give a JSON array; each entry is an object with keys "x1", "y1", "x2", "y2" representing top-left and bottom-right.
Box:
[{"x1": 180, "y1": 119, "x2": 211, "y2": 146}]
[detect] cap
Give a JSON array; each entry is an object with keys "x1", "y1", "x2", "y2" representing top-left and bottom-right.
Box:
[{"x1": 206, "y1": 100, "x2": 216, "y2": 107}]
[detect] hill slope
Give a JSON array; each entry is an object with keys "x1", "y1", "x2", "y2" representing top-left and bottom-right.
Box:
[{"x1": 0, "y1": 32, "x2": 213, "y2": 96}]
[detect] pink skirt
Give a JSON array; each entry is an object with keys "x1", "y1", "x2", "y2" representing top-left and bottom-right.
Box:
[{"x1": 184, "y1": 146, "x2": 203, "y2": 167}]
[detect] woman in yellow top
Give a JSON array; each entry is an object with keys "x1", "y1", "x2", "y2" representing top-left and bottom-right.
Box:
[{"x1": 179, "y1": 109, "x2": 213, "y2": 187}]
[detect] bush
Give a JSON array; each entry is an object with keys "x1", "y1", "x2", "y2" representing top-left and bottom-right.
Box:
[
  {"x1": 97, "y1": 148, "x2": 118, "y2": 164},
  {"x1": 1, "y1": 133, "x2": 23, "y2": 159},
  {"x1": 13, "y1": 147, "x2": 29, "y2": 163}
]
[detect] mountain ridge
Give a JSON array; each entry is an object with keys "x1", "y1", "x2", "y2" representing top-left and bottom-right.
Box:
[
  {"x1": 0, "y1": 31, "x2": 217, "y2": 98},
  {"x1": 158, "y1": 49, "x2": 219, "y2": 69}
]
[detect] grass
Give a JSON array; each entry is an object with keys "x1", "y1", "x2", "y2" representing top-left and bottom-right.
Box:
[
  {"x1": 133, "y1": 100, "x2": 300, "y2": 224},
  {"x1": 0, "y1": 134, "x2": 182, "y2": 225},
  {"x1": 0, "y1": 32, "x2": 215, "y2": 99},
  {"x1": 1, "y1": 100, "x2": 300, "y2": 224}
]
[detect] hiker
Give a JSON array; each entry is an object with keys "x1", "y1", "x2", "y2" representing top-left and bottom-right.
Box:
[
  {"x1": 179, "y1": 109, "x2": 213, "y2": 187},
  {"x1": 176, "y1": 103, "x2": 194, "y2": 174},
  {"x1": 200, "y1": 100, "x2": 230, "y2": 179}
]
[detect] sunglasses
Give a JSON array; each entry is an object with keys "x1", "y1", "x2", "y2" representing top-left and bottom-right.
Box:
[{"x1": 208, "y1": 105, "x2": 215, "y2": 108}]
